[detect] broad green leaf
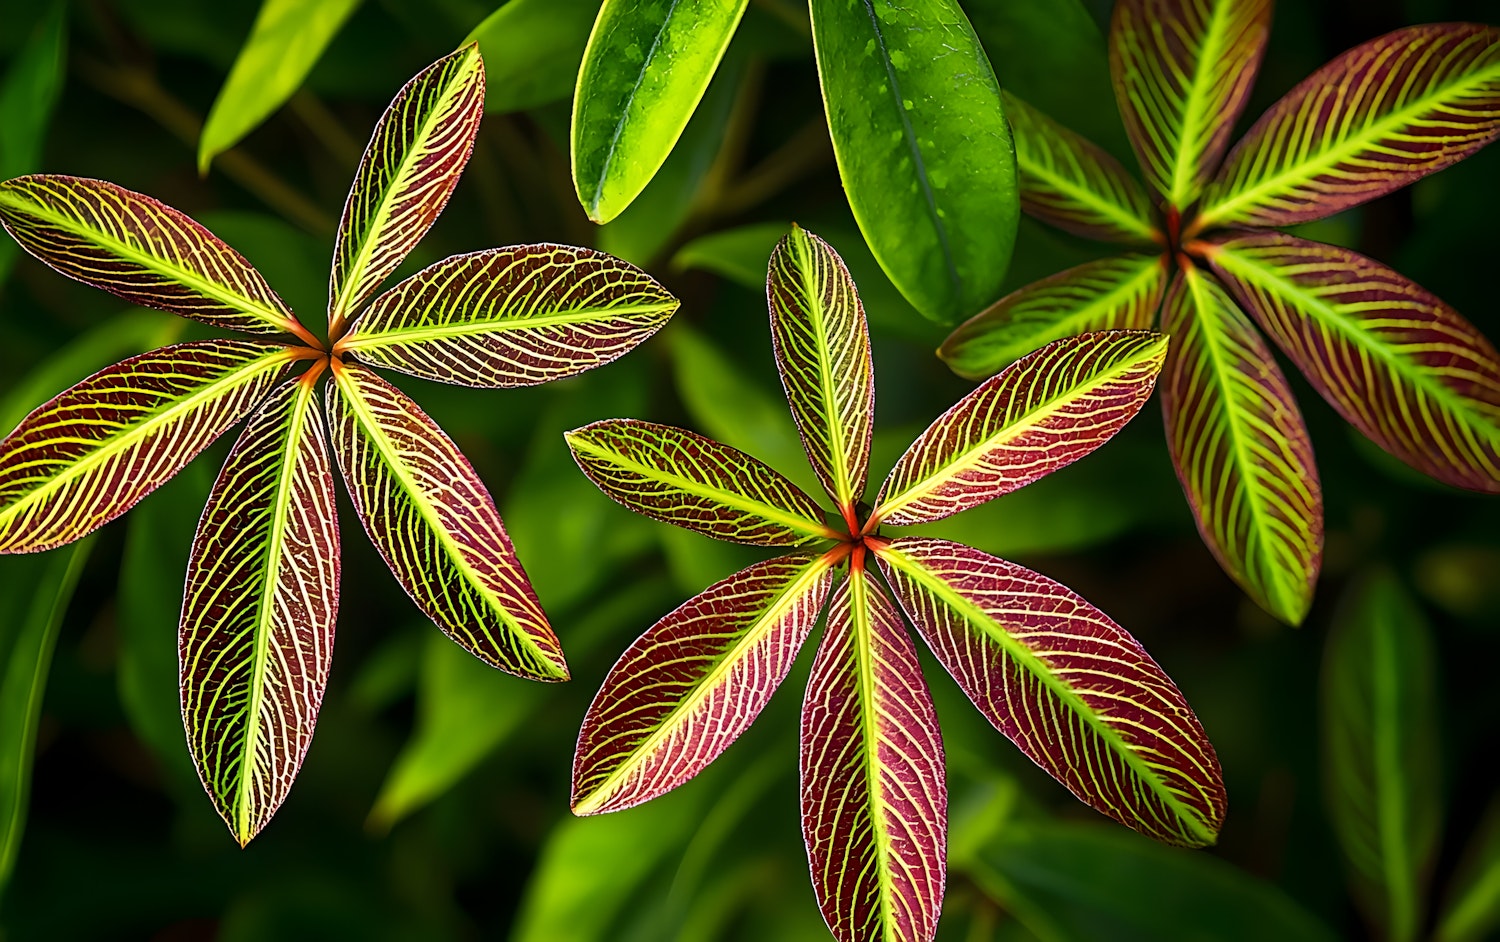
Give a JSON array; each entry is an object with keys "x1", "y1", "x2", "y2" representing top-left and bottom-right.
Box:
[
  {"x1": 566, "y1": 419, "x2": 835, "y2": 547},
  {"x1": 467, "y1": 0, "x2": 602, "y2": 114},
  {"x1": 1206, "y1": 232, "x2": 1500, "y2": 493},
  {"x1": 939, "y1": 254, "x2": 1166, "y2": 380},
  {"x1": 339, "y1": 244, "x2": 678, "y2": 387},
  {"x1": 0, "y1": 538, "x2": 89, "y2": 897},
  {"x1": 766, "y1": 227, "x2": 873, "y2": 517},
  {"x1": 800, "y1": 566, "x2": 945, "y2": 942},
  {"x1": 876, "y1": 331, "x2": 1166, "y2": 527},
  {"x1": 570, "y1": 0, "x2": 749, "y2": 223},
  {"x1": 0, "y1": 340, "x2": 293, "y2": 553},
  {"x1": 1160, "y1": 266, "x2": 1321, "y2": 625},
  {"x1": 1109, "y1": 0, "x2": 1271, "y2": 209},
  {"x1": 197, "y1": 0, "x2": 363, "y2": 173},
  {"x1": 328, "y1": 44, "x2": 484, "y2": 332},
  {"x1": 573, "y1": 554, "x2": 834, "y2": 815},
  {"x1": 1003, "y1": 93, "x2": 1157, "y2": 245},
  {"x1": 1438, "y1": 800, "x2": 1500, "y2": 942},
  {"x1": 1322, "y1": 570, "x2": 1440, "y2": 942},
  {"x1": 671, "y1": 223, "x2": 788, "y2": 290},
  {"x1": 0, "y1": 176, "x2": 302, "y2": 335},
  {"x1": 1199, "y1": 24, "x2": 1500, "y2": 230},
  {"x1": 809, "y1": 0, "x2": 1017, "y2": 324},
  {"x1": 0, "y1": 1, "x2": 66, "y2": 288},
  {"x1": 875, "y1": 537, "x2": 1225, "y2": 848},
  {"x1": 180, "y1": 376, "x2": 340, "y2": 846},
  {"x1": 325, "y1": 361, "x2": 567, "y2": 680}
]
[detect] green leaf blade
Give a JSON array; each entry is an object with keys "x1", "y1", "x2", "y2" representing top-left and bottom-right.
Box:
[
  {"x1": 0, "y1": 2, "x2": 67, "y2": 289},
  {"x1": 570, "y1": 0, "x2": 749, "y2": 223},
  {"x1": 875, "y1": 537, "x2": 1225, "y2": 848},
  {"x1": 468, "y1": 0, "x2": 602, "y2": 114},
  {"x1": 1161, "y1": 266, "x2": 1322, "y2": 624},
  {"x1": 0, "y1": 340, "x2": 293, "y2": 553},
  {"x1": 325, "y1": 362, "x2": 567, "y2": 681},
  {"x1": 810, "y1": 0, "x2": 1018, "y2": 323},
  {"x1": 339, "y1": 244, "x2": 678, "y2": 388},
  {"x1": 180, "y1": 376, "x2": 340, "y2": 846}
]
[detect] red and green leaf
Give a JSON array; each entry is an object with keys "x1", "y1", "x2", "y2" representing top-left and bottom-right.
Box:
[
  {"x1": 874, "y1": 537, "x2": 1225, "y2": 848},
  {"x1": 766, "y1": 227, "x2": 874, "y2": 518},
  {"x1": 565, "y1": 419, "x2": 836, "y2": 547},
  {"x1": 338, "y1": 244, "x2": 678, "y2": 388},
  {"x1": 801, "y1": 566, "x2": 945, "y2": 942},
  {"x1": 1206, "y1": 233, "x2": 1500, "y2": 492},
  {"x1": 1198, "y1": 24, "x2": 1500, "y2": 230},
  {"x1": 1003, "y1": 92, "x2": 1158, "y2": 244},
  {"x1": 325, "y1": 362, "x2": 567, "y2": 681},
  {"x1": 572, "y1": 554, "x2": 835, "y2": 816},
  {"x1": 1160, "y1": 265, "x2": 1321, "y2": 624},
  {"x1": 328, "y1": 44, "x2": 485, "y2": 332},
  {"x1": 179, "y1": 375, "x2": 339, "y2": 846},
  {"x1": 0, "y1": 175, "x2": 300, "y2": 336},
  {"x1": 875, "y1": 331, "x2": 1166, "y2": 527},
  {"x1": 939, "y1": 254, "x2": 1167, "y2": 381},
  {"x1": 1109, "y1": 0, "x2": 1272, "y2": 208},
  {"x1": 0, "y1": 341, "x2": 293, "y2": 554}
]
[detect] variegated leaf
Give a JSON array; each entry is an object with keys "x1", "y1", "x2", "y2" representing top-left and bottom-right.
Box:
[
  {"x1": 328, "y1": 44, "x2": 485, "y2": 332},
  {"x1": 1003, "y1": 92, "x2": 1159, "y2": 244},
  {"x1": 572, "y1": 554, "x2": 836, "y2": 815},
  {"x1": 0, "y1": 341, "x2": 293, "y2": 553},
  {"x1": 939, "y1": 254, "x2": 1167, "y2": 381},
  {"x1": 766, "y1": 227, "x2": 874, "y2": 517},
  {"x1": 325, "y1": 362, "x2": 567, "y2": 680},
  {"x1": 180, "y1": 375, "x2": 339, "y2": 846},
  {"x1": 801, "y1": 566, "x2": 945, "y2": 942},
  {"x1": 565, "y1": 419, "x2": 835, "y2": 547},
  {"x1": 0, "y1": 175, "x2": 300, "y2": 336},
  {"x1": 873, "y1": 537, "x2": 1225, "y2": 847},
  {"x1": 875, "y1": 331, "x2": 1166, "y2": 527},
  {"x1": 1198, "y1": 24, "x2": 1500, "y2": 229},
  {"x1": 338, "y1": 244, "x2": 678, "y2": 388},
  {"x1": 1109, "y1": 0, "x2": 1272, "y2": 208},
  {"x1": 1161, "y1": 265, "x2": 1321, "y2": 624},
  {"x1": 1205, "y1": 232, "x2": 1500, "y2": 492}
]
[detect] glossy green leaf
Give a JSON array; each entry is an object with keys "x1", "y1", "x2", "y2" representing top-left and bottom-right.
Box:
[
  {"x1": 671, "y1": 223, "x2": 788, "y2": 290},
  {"x1": 1160, "y1": 266, "x2": 1321, "y2": 625},
  {"x1": 0, "y1": 1, "x2": 66, "y2": 288},
  {"x1": 197, "y1": 0, "x2": 363, "y2": 173},
  {"x1": 809, "y1": 0, "x2": 1017, "y2": 323},
  {"x1": 467, "y1": 0, "x2": 602, "y2": 113},
  {"x1": 1322, "y1": 570, "x2": 1441, "y2": 942},
  {"x1": 939, "y1": 254, "x2": 1166, "y2": 380},
  {"x1": 1438, "y1": 800, "x2": 1500, "y2": 942},
  {"x1": 570, "y1": 0, "x2": 749, "y2": 223}
]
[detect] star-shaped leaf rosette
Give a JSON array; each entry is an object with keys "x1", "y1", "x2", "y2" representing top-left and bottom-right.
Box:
[
  {"x1": 565, "y1": 227, "x2": 1225, "y2": 942},
  {"x1": 939, "y1": 0, "x2": 1500, "y2": 625},
  {"x1": 0, "y1": 45, "x2": 678, "y2": 845}
]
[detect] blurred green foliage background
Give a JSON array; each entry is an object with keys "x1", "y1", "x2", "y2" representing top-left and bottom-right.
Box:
[{"x1": 1, "y1": 0, "x2": 1499, "y2": 939}]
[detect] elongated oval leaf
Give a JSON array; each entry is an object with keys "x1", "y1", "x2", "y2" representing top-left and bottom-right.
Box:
[
  {"x1": 939, "y1": 254, "x2": 1167, "y2": 381},
  {"x1": 1161, "y1": 265, "x2": 1321, "y2": 624},
  {"x1": 197, "y1": 0, "x2": 363, "y2": 173},
  {"x1": 801, "y1": 566, "x2": 945, "y2": 942},
  {"x1": 180, "y1": 376, "x2": 340, "y2": 846},
  {"x1": 809, "y1": 0, "x2": 1017, "y2": 323},
  {"x1": 766, "y1": 227, "x2": 873, "y2": 517},
  {"x1": 0, "y1": 175, "x2": 300, "y2": 335},
  {"x1": 338, "y1": 244, "x2": 678, "y2": 387},
  {"x1": 1199, "y1": 24, "x2": 1500, "y2": 230},
  {"x1": 876, "y1": 331, "x2": 1166, "y2": 527},
  {"x1": 573, "y1": 553, "x2": 835, "y2": 815},
  {"x1": 565, "y1": 419, "x2": 833, "y2": 547},
  {"x1": 570, "y1": 0, "x2": 748, "y2": 223},
  {"x1": 1109, "y1": 0, "x2": 1271, "y2": 209},
  {"x1": 1322, "y1": 570, "x2": 1441, "y2": 942},
  {"x1": 875, "y1": 537, "x2": 1224, "y2": 847},
  {"x1": 1003, "y1": 92, "x2": 1158, "y2": 244},
  {"x1": 0, "y1": 340, "x2": 293, "y2": 553},
  {"x1": 1205, "y1": 232, "x2": 1500, "y2": 493},
  {"x1": 325, "y1": 362, "x2": 566, "y2": 680},
  {"x1": 328, "y1": 44, "x2": 484, "y2": 331}
]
